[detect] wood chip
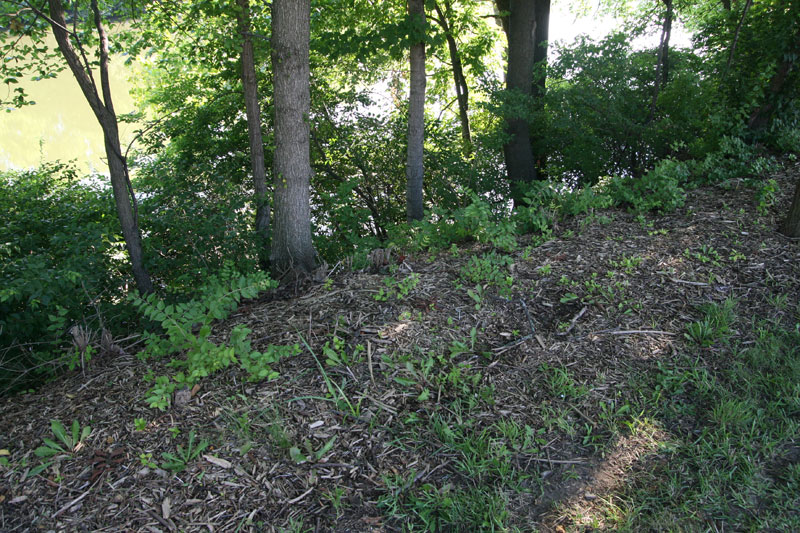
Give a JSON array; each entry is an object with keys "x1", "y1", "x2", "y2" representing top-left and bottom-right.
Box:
[{"x1": 204, "y1": 455, "x2": 232, "y2": 469}]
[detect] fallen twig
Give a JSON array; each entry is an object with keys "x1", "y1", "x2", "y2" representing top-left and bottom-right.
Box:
[
  {"x1": 52, "y1": 479, "x2": 100, "y2": 519},
  {"x1": 669, "y1": 277, "x2": 709, "y2": 287},
  {"x1": 595, "y1": 329, "x2": 676, "y2": 336},
  {"x1": 558, "y1": 306, "x2": 587, "y2": 336}
]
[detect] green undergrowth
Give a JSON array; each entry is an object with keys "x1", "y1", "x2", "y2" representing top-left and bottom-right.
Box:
[
  {"x1": 367, "y1": 299, "x2": 799, "y2": 531},
  {"x1": 606, "y1": 302, "x2": 800, "y2": 530},
  {"x1": 133, "y1": 265, "x2": 299, "y2": 410}
]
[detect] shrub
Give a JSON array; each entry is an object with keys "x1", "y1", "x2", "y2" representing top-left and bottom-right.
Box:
[
  {"x1": 0, "y1": 163, "x2": 128, "y2": 393},
  {"x1": 606, "y1": 158, "x2": 687, "y2": 213}
]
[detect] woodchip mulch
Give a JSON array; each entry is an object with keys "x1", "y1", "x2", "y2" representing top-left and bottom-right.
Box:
[{"x1": 2, "y1": 164, "x2": 799, "y2": 532}]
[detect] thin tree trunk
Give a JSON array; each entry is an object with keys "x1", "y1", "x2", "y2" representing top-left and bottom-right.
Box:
[
  {"x1": 46, "y1": 0, "x2": 152, "y2": 294},
  {"x1": 726, "y1": 0, "x2": 752, "y2": 70},
  {"x1": 531, "y1": 0, "x2": 550, "y2": 180},
  {"x1": 650, "y1": 0, "x2": 672, "y2": 120},
  {"x1": 532, "y1": 0, "x2": 549, "y2": 96},
  {"x1": 237, "y1": 0, "x2": 270, "y2": 261},
  {"x1": 270, "y1": 0, "x2": 316, "y2": 278},
  {"x1": 406, "y1": 0, "x2": 426, "y2": 222},
  {"x1": 502, "y1": 0, "x2": 537, "y2": 206},
  {"x1": 433, "y1": 0, "x2": 471, "y2": 155},
  {"x1": 781, "y1": 176, "x2": 800, "y2": 237}
]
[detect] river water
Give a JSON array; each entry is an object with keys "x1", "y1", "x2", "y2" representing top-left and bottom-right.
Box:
[{"x1": 0, "y1": 33, "x2": 138, "y2": 175}]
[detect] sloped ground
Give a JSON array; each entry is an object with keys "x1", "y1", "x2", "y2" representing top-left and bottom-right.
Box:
[{"x1": 1, "y1": 165, "x2": 799, "y2": 532}]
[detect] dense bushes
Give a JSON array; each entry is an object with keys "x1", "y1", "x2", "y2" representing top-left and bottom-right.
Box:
[{"x1": 0, "y1": 164, "x2": 129, "y2": 392}]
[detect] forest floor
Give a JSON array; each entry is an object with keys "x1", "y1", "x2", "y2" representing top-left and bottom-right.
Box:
[{"x1": 2, "y1": 164, "x2": 800, "y2": 532}]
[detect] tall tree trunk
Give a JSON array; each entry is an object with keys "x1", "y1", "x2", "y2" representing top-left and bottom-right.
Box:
[
  {"x1": 650, "y1": 0, "x2": 673, "y2": 120},
  {"x1": 237, "y1": 0, "x2": 270, "y2": 262},
  {"x1": 781, "y1": 176, "x2": 800, "y2": 237},
  {"x1": 531, "y1": 0, "x2": 550, "y2": 180},
  {"x1": 532, "y1": 0, "x2": 549, "y2": 96},
  {"x1": 502, "y1": 0, "x2": 537, "y2": 206},
  {"x1": 270, "y1": 0, "x2": 316, "y2": 277},
  {"x1": 495, "y1": 0, "x2": 509, "y2": 37},
  {"x1": 46, "y1": 0, "x2": 152, "y2": 294},
  {"x1": 432, "y1": 0, "x2": 471, "y2": 155},
  {"x1": 406, "y1": 0, "x2": 426, "y2": 222}
]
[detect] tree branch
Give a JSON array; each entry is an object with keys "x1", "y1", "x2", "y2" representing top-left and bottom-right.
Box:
[{"x1": 726, "y1": 0, "x2": 752, "y2": 70}]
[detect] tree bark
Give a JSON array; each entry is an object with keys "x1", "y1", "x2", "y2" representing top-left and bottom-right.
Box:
[
  {"x1": 531, "y1": 0, "x2": 550, "y2": 180},
  {"x1": 502, "y1": 0, "x2": 537, "y2": 206},
  {"x1": 46, "y1": 0, "x2": 152, "y2": 294},
  {"x1": 237, "y1": 0, "x2": 270, "y2": 261},
  {"x1": 406, "y1": 0, "x2": 426, "y2": 222},
  {"x1": 432, "y1": 0, "x2": 471, "y2": 155},
  {"x1": 494, "y1": 0, "x2": 509, "y2": 37},
  {"x1": 650, "y1": 0, "x2": 673, "y2": 120},
  {"x1": 781, "y1": 176, "x2": 800, "y2": 237},
  {"x1": 270, "y1": 0, "x2": 316, "y2": 278},
  {"x1": 532, "y1": 0, "x2": 549, "y2": 96}
]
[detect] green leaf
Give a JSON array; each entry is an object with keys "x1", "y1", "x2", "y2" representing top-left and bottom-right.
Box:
[
  {"x1": 314, "y1": 437, "x2": 337, "y2": 460},
  {"x1": 34, "y1": 445, "x2": 59, "y2": 458},
  {"x1": 289, "y1": 446, "x2": 307, "y2": 464},
  {"x1": 27, "y1": 462, "x2": 52, "y2": 478},
  {"x1": 50, "y1": 420, "x2": 69, "y2": 449}
]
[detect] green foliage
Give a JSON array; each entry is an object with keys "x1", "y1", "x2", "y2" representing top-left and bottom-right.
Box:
[
  {"x1": 300, "y1": 334, "x2": 363, "y2": 418},
  {"x1": 767, "y1": 118, "x2": 800, "y2": 154},
  {"x1": 690, "y1": 136, "x2": 780, "y2": 184},
  {"x1": 460, "y1": 251, "x2": 514, "y2": 298},
  {"x1": 374, "y1": 273, "x2": 421, "y2": 302},
  {"x1": 401, "y1": 193, "x2": 516, "y2": 253},
  {"x1": 545, "y1": 33, "x2": 714, "y2": 185},
  {"x1": 0, "y1": 163, "x2": 128, "y2": 393},
  {"x1": 135, "y1": 154, "x2": 261, "y2": 291},
  {"x1": 31, "y1": 419, "x2": 92, "y2": 477},
  {"x1": 160, "y1": 430, "x2": 209, "y2": 473},
  {"x1": 34, "y1": 419, "x2": 91, "y2": 458},
  {"x1": 378, "y1": 474, "x2": 509, "y2": 532},
  {"x1": 321, "y1": 335, "x2": 364, "y2": 367},
  {"x1": 684, "y1": 298, "x2": 737, "y2": 347},
  {"x1": 288, "y1": 436, "x2": 337, "y2": 465},
  {"x1": 559, "y1": 185, "x2": 615, "y2": 217},
  {"x1": 606, "y1": 158, "x2": 687, "y2": 213},
  {"x1": 238, "y1": 339, "x2": 302, "y2": 382},
  {"x1": 132, "y1": 267, "x2": 297, "y2": 409}
]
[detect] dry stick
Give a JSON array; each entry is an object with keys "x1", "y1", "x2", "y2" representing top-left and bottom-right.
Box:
[
  {"x1": 519, "y1": 297, "x2": 536, "y2": 335},
  {"x1": 559, "y1": 306, "x2": 587, "y2": 336},
  {"x1": 367, "y1": 340, "x2": 376, "y2": 387},
  {"x1": 568, "y1": 403, "x2": 596, "y2": 427},
  {"x1": 599, "y1": 329, "x2": 676, "y2": 336},
  {"x1": 524, "y1": 456, "x2": 585, "y2": 465},
  {"x1": 669, "y1": 277, "x2": 710, "y2": 287},
  {"x1": 52, "y1": 479, "x2": 100, "y2": 518},
  {"x1": 287, "y1": 486, "x2": 315, "y2": 505}
]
